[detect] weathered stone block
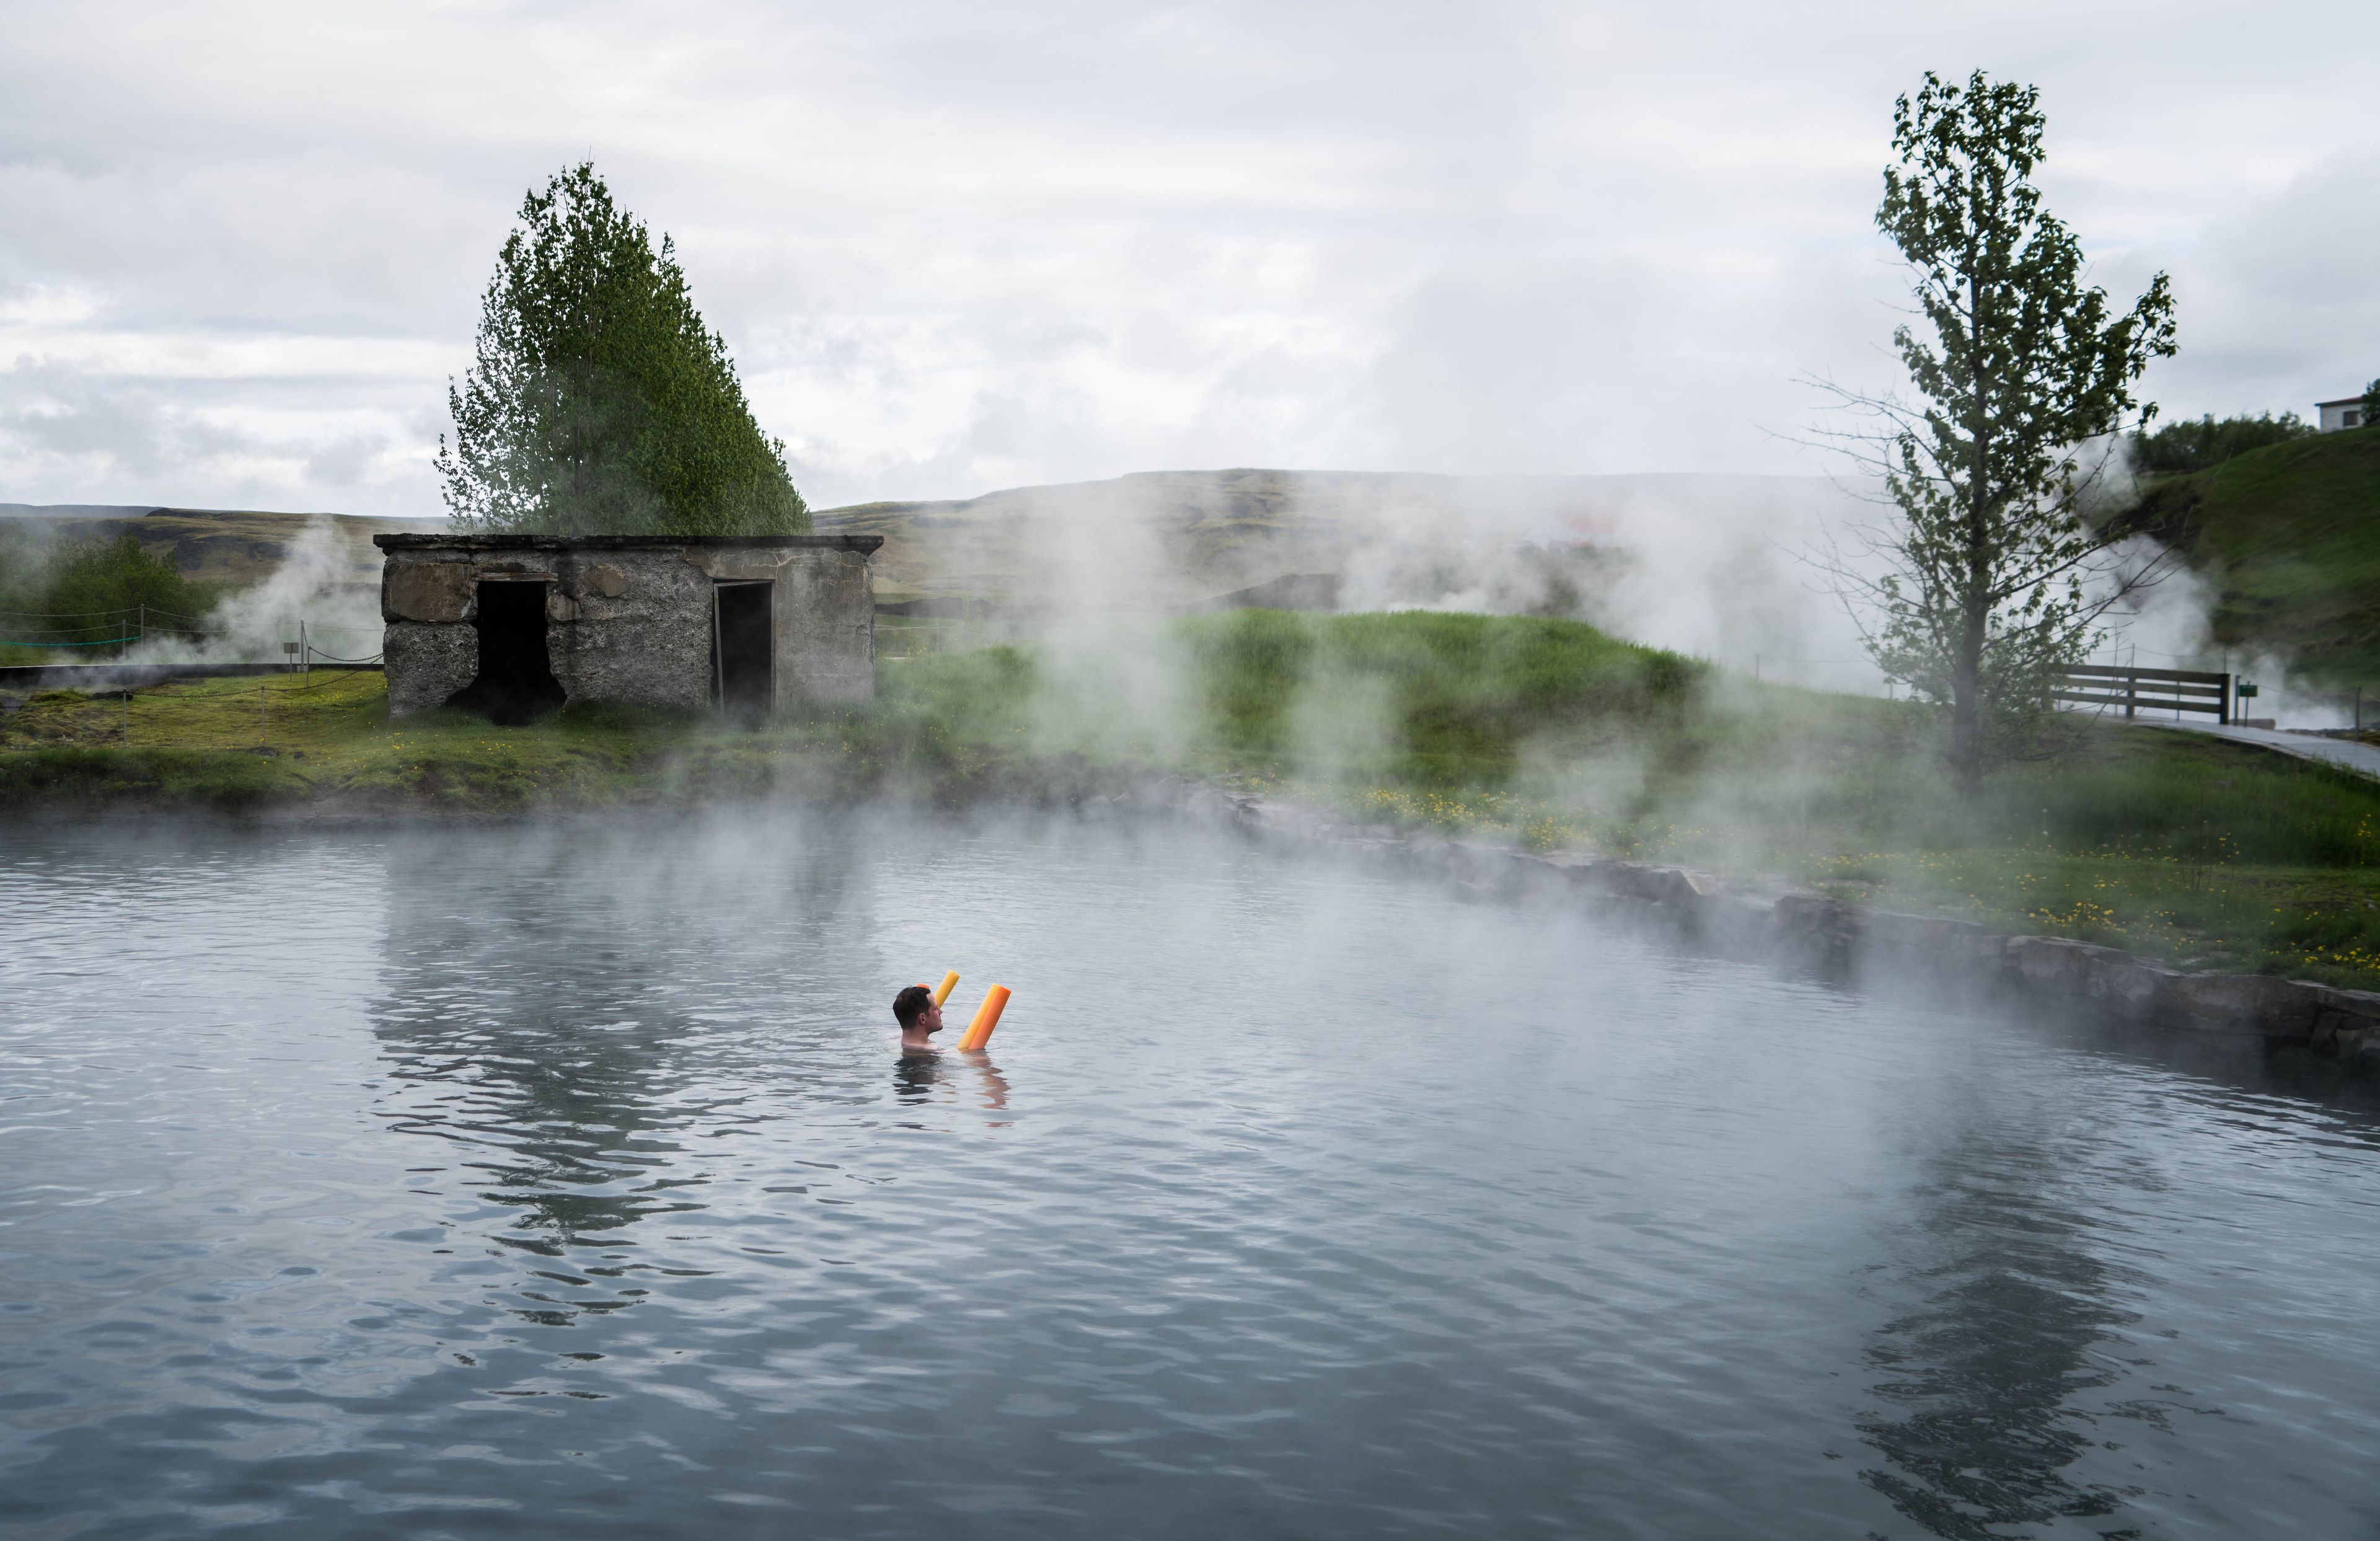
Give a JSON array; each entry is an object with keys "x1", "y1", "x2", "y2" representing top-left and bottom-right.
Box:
[
  {"x1": 2310, "y1": 985, "x2": 2380, "y2": 1028},
  {"x1": 383, "y1": 562, "x2": 476, "y2": 624},
  {"x1": 1696, "y1": 890, "x2": 1776, "y2": 944},
  {"x1": 1859, "y1": 911, "x2": 1939, "y2": 951},
  {"x1": 586, "y1": 564, "x2": 628, "y2": 598},
  {"x1": 2008, "y1": 937, "x2": 2119, "y2": 995},
  {"x1": 2164, "y1": 973, "x2": 2329, "y2": 1037},
  {"x1": 2085, "y1": 954, "x2": 2180, "y2": 1021},
  {"x1": 2263, "y1": 981, "x2": 2337, "y2": 1043},
  {"x1": 383, "y1": 622, "x2": 477, "y2": 716},
  {"x1": 1774, "y1": 894, "x2": 1852, "y2": 938},
  {"x1": 774, "y1": 547, "x2": 876, "y2": 702}
]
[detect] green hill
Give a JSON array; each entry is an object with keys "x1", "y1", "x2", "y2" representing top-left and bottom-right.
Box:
[
  {"x1": 2132, "y1": 426, "x2": 2380, "y2": 678},
  {"x1": 0, "y1": 506, "x2": 440, "y2": 588},
  {"x1": 815, "y1": 468, "x2": 1650, "y2": 612}
]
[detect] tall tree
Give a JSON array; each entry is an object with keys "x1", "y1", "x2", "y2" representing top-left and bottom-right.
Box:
[
  {"x1": 1822, "y1": 72, "x2": 2176, "y2": 791},
  {"x1": 438, "y1": 162, "x2": 809, "y2": 536}
]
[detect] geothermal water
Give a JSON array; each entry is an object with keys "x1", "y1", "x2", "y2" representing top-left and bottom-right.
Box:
[{"x1": 2, "y1": 814, "x2": 2377, "y2": 1539}]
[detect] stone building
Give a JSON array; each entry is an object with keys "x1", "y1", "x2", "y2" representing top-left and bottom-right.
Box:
[{"x1": 372, "y1": 532, "x2": 883, "y2": 722}]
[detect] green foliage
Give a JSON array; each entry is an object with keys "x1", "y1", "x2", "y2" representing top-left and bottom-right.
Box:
[
  {"x1": 2132, "y1": 412, "x2": 2314, "y2": 475},
  {"x1": 2363, "y1": 377, "x2": 2379, "y2": 430},
  {"x1": 438, "y1": 161, "x2": 808, "y2": 537},
  {"x1": 0, "y1": 525, "x2": 53, "y2": 660},
  {"x1": 45, "y1": 535, "x2": 206, "y2": 625},
  {"x1": 1, "y1": 534, "x2": 211, "y2": 658},
  {"x1": 0, "y1": 746, "x2": 290, "y2": 808},
  {"x1": 1848, "y1": 70, "x2": 2176, "y2": 790},
  {"x1": 1178, "y1": 610, "x2": 1704, "y2": 785},
  {"x1": 0, "y1": 524, "x2": 44, "y2": 613}
]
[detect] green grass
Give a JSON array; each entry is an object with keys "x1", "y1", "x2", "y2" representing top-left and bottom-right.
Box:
[
  {"x1": 2132, "y1": 423, "x2": 2380, "y2": 679},
  {"x1": 15, "y1": 612, "x2": 2380, "y2": 984},
  {"x1": 1181, "y1": 609, "x2": 1702, "y2": 782}
]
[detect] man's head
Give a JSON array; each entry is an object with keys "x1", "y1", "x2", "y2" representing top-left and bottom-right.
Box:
[{"x1": 894, "y1": 984, "x2": 941, "y2": 1034}]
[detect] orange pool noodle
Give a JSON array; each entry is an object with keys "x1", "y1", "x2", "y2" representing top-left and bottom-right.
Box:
[
  {"x1": 933, "y1": 970, "x2": 961, "y2": 1008},
  {"x1": 958, "y1": 986, "x2": 1011, "y2": 1051}
]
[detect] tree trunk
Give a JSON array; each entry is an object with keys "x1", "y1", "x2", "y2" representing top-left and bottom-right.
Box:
[
  {"x1": 1950, "y1": 578, "x2": 1988, "y2": 793},
  {"x1": 1954, "y1": 265, "x2": 1990, "y2": 793}
]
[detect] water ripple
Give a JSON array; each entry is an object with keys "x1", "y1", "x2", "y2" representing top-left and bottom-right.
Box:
[{"x1": 3, "y1": 813, "x2": 2379, "y2": 1538}]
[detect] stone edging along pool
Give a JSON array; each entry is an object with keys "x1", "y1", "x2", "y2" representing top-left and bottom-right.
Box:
[{"x1": 1139, "y1": 782, "x2": 2380, "y2": 1070}]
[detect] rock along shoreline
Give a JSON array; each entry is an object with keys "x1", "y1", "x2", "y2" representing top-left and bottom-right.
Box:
[
  {"x1": 1137, "y1": 781, "x2": 2380, "y2": 1072},
  {"x1": 16, "y1": 767, "x2": 2378, "y2": 1068}
]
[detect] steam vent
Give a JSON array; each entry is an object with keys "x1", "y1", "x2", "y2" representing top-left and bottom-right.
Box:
[{"x1": 372, "y1": 533, "x2": 883, "y2": 723}]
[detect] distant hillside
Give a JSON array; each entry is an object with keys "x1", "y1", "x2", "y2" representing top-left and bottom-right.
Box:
[
  {"x1": 813, "y1": 468, "x2": 1843, "y2": 616},
  {"x1": 2130, "y1": 427, "x2": 2380, "y2": 678},
  {"x1": 0, "y1": 505, "x2": 443, "y2": 588},
  {"x1": 1, "y1": 472, "x2": 1860, "y2": 668}
]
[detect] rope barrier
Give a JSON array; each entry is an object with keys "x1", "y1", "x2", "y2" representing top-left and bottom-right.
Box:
[{"x1": 0, "y1": 606, "x2": 208, "y2": 622}]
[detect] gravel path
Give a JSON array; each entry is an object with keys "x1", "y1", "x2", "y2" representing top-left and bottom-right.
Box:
[{"x1": 2141, "y1": 718, "x2": 2380, "y2": 779}]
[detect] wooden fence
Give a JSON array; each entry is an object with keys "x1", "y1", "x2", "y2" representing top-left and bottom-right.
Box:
[{"x1": 2052, "y1": 664, "x2": 2232, "y2": 723}]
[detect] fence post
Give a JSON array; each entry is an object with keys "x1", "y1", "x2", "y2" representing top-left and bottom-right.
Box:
[{"x1": 2125, "y1": 669, "x2": 2136, "y2": 720}]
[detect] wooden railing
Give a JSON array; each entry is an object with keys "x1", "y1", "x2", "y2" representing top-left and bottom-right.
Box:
[{"x1": 2053, "y1": 664, "x2": 2231, "y2": 723}]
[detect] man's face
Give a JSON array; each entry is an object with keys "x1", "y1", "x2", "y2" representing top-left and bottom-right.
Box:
[{"x1": 917, "y1": 1001, "x2": 944, "y2": 1034}]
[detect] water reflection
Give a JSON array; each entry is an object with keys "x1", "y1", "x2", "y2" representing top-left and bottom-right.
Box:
[
  {"x1": 893, "y1": 1049, "x2": 1011, "y2": 1117},
  {"x1": 1858, "y1": 1119, "x2": 2150, "y2": 1537},
  {"x1": 370, "y1": 849, "x2": 709, "y2": 1255},
  {"x1": 8, "y1": 819, "x2": 2380, "y2": 1537}
]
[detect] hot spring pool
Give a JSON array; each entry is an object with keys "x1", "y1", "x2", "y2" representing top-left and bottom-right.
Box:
[{"x1": 2, "y1": 811, "x2": 2377, "y2": 1538}]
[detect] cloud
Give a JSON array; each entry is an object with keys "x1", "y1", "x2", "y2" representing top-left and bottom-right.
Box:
[
  {"x1": 0, "y1": 0, "x2": 2374, "y2": 516},
  {"x1": 0, "y1": 358, "x2": 430, "y2": 509}
]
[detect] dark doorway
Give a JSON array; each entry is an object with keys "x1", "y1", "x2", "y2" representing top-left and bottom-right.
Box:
[
  {"x1": 712, "y1": 581, "x2": 774, "y2": 717},
  {"x1": 447, "y1": 581, "x2": 566, "y2": 725}
]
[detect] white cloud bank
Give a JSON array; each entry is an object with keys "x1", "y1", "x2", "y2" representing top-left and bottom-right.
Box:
[{"x1": 1, "y1": 0, "x2": 2374, "y2": 516}]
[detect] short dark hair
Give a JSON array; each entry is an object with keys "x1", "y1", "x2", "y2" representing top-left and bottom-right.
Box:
[{"x1": 893, "y1": 984, "x2": 934, "y2": 1029}]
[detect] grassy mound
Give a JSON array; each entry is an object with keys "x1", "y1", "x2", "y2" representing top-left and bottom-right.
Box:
[{"x1": 2131, "y1": 423, "x2": 2380, "y2": 678}]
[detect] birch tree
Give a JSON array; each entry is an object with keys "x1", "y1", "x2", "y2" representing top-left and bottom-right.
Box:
[{"x1": 1826, "y1": 72, "x2": 2176, "y2": 791}]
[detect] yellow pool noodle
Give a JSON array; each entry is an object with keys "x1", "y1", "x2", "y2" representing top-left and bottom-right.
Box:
[
  {"x1": 933, "y1": 970, "x2": 961, "y2": 1008},
  {"x1": 957, "y1": 986, "x2": 1011, "y2": 1051}
]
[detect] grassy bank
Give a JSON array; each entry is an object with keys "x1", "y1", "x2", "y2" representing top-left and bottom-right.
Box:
[
  {"x1": 2131, "y1": 423, "x2": 2380, "y2": 681},
  {"x1": 12, "y1": 611, "x2": 2380, "y2": 984}
]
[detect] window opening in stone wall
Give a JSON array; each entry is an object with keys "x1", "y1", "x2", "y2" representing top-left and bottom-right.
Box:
[
  {"x1": 712, "y1": 581, "x2": 775, "y2": 717},
  {"x1": 447, "y1": 580, "x2": 566, "y2": 725}
]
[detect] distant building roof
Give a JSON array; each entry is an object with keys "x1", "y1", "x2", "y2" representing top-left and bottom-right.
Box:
[
  {"x1": 2317, "y1": 396, "x2": 2366, "y2": 408},
  {"x1": 372, "y1": 532, "x2": 881, "y2": 552}
]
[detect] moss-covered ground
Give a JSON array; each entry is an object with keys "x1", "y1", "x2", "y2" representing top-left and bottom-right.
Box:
[{"x1": 12, "y1": 612, "x2": 2380, "y2": 985}]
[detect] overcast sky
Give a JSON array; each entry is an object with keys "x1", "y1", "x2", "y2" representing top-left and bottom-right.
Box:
[{"x1": 1, "y1": 1, "x2": 2374, "y2": 516}]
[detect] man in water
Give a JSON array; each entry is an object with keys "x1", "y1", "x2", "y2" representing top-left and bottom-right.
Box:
[{"x1": 893, "y1": 984, "x2": 944, "y2": 1054}]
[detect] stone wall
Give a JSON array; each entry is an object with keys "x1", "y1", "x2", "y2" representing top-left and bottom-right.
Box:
[
  {"x1": 375, "y1": 534, "x2": 882, "y2": 717},
  {"x1": 1122, "y1": 784, "x2": 2380, "y2": 1067},
  {"x1": 684, "y1": 544, "x2": 876, "y2": 702}
]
